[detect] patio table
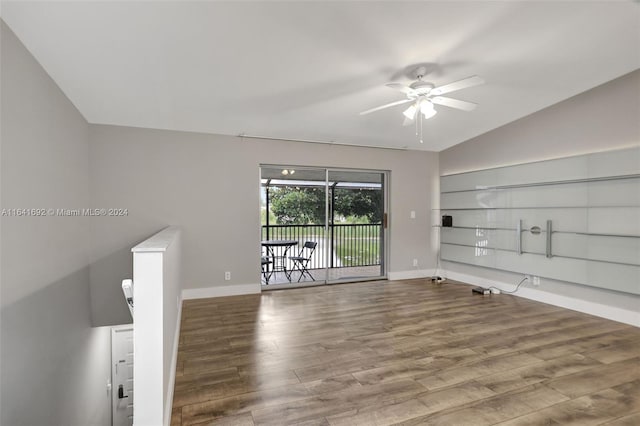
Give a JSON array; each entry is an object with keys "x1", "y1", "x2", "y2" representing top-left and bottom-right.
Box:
[{"x1": 261, "y1": 240, "x2": 298, "y2": 281}]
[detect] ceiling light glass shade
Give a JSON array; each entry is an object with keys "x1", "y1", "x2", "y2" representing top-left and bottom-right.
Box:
[
  {"x1": 421, "y1": 101, "x2": 437, "y2": 119},
  {"x1": 281, "y1": 169, "x2": 289, "y2": 175},
  {"x1": 402, "y1": 104, "x2": 417, "y2": 120}
]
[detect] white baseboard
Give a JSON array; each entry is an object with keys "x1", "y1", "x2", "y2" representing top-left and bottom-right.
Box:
[
  {"x1": 444, "y1": 270, "x2": 640, "y2": 327},
  {"x1": 388, "y1": 269, "x2": 436, "y2": 281},
  {"x1": 182, "y1": 283, "x2": 261, "y2": 300},
  {"x1": 164, "y1": 298, "x2": 182, "y2": 426}
]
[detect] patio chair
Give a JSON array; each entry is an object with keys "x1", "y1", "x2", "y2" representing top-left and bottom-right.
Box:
[
  {"x1": 288, "y1": 241, "x2": 317, "y2": 282},
  {"x1": 261, "y1": 256, "x2": 273, "y2": 285}
]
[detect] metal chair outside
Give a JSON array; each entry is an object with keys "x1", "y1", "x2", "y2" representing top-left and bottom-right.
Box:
[{"x1": 287, "y1": 241, "x2": 317, "y2": 282}]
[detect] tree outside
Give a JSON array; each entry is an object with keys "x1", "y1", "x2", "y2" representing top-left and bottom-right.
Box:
[
  {"x1": 267, "y1": 186, "x2": 382, "y2": 225},
  {"x1": 263, "y1": 185, "x2": 383, "y2": 267}
]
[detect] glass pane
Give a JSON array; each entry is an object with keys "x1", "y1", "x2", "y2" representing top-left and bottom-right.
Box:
[
  {"x1": 440, "y1": 146, "x2": 640, "y2": 295},
  {"x1": 326, "y1": 170, "x2": 385, "y2": 282},
  {"x1": 260, "y1": 166, "x2": 327, "y2": 286}
]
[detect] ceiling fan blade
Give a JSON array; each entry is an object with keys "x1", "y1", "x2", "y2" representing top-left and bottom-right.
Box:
[
  {"x1": 359, "y1": 98, "x2": 413, "y2": 116},
  {"x1": 385, "y1": 82, "x2": 417, "y2": 96},
  {"x1": 431, "y1": 96, "x2": 478, "y2": 111},
  {"x1": 430, "y1": 75, "x2": 484, "y2": 96}
]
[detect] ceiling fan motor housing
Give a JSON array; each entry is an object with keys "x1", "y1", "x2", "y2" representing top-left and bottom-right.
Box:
[{"x1": 409, "y1": 81, "x2": 434, "y2": 96}]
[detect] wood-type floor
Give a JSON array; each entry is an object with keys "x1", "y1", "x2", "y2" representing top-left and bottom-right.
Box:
[{"x1": 171, "y1": 279, "x2": 640, "y2": 426}]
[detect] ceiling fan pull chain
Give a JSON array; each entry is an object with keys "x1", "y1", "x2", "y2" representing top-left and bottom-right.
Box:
[{"x1": 420, "y1": 114, "x2": 424, "y2": 144}]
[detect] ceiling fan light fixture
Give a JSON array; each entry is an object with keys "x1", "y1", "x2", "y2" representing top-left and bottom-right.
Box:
[
  {"x1": 421, "y1": 101, "x2": 437, "y2": 119},
  {"x1": 402, "y1": 104, "x2": 417, "y2": 120}
]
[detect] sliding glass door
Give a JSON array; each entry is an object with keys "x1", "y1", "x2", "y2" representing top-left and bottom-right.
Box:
[
  {"x1": 260, "y1": 166, "x2": 387, "y2": 288},
  {"x1": 261, "y1": 166, "x2": 328, "y2": 286},
  {"x1": 326, "y1": 169, "x2": 386, "y2": 282}
]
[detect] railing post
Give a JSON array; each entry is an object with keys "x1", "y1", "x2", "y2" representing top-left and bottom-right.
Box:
[
  {"x1": 265, "y1": 185, "x2": 270, "y2": 241},
  {"x1": 330, "y1": 184, "x2": 336, "y2": 269}
]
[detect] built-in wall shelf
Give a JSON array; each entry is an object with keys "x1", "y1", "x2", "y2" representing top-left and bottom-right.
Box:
[
  {"x1": 435, "y1": 225, "x2": 640, "y2": 239},
  {"x1": 441, "y1": 174, "x2": 640, "y2": 194},
  {"x1": 438, "y1": 206, "x2": 640, "y2": 210},
  {"x1": 438, "y1": 146, "x2": 640, "y2": 295},
  {"x1": 441, "y1": 241, "x2": 639, "y2": 268}
]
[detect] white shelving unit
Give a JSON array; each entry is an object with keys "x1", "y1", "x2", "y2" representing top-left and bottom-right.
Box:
[{"x1": 439, "y1": 146, "x2": 640, "y2": 295}]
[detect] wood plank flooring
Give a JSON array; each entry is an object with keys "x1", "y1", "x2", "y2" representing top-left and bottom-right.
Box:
[{"x1": 171, "y1": 279, "x2": 640, "y2": 426}]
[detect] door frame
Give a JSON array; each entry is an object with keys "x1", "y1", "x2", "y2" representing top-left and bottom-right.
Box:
[
  {"x1": 260, "y1": 165, "x2": 389, "y2": 289},
  {"x1": 324, "y1": 167, "x2": 388, "y2": 285},
  {"x1": 111, "y1": 324, "x2": 134, "y2": 426}
]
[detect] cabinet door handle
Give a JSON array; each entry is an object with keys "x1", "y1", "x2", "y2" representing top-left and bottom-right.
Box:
[
  {"x1": 546, "y1": 220, "x2": 553, "y2": 258},
  {"x1": 118, "y1": 384, "x2": 128, "y2": 399}
]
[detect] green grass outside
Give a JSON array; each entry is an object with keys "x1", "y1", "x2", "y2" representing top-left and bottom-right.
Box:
[
  {"x1": 261, "y1": 223, "x2": 381, "y2": 266},
  {"x1": 334, "y1": 238, "x2": 380, "y2": 266}
]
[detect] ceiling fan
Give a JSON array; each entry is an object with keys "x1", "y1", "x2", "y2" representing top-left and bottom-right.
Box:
[{"x1": 360, "y1": 73, "x2": 484, "y2": 142}]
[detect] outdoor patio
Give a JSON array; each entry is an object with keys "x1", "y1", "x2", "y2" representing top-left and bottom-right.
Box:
[
  {"x1": 262, "y1": 265, "x2": 382, "y2": 286},
  {"x1": 260, "y1": 229, "x2": 383, "y2": 287}
]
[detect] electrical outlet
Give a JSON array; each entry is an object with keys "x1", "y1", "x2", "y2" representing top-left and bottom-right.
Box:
[
  {"x1": 413, "y1": 258, "x2": 418, "y2": 267},
  {"x1": 533, "y1": 276, "x2": 540, "y2": 286},
  {"x1": 224, "y1": 271, "x2": 231, "y2": 281}
]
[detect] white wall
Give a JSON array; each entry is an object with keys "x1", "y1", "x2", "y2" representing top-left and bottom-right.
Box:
[
  {"x1": 440, "y1": 70, "x2": 640, "y2": 174},
  {"x1": 0, "y1": 21, "x2": 111, "y2": 426},
  {"x1": 439, "y1": 70, "x2": 640, "y2": 323},
  {"x1": 88, "y1": 125, "x2": 438, "y2": 319}
]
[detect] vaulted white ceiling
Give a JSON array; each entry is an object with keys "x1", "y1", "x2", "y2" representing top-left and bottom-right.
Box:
[{"x1": 2, "y1": 1, "x2": 639, "y2": 151}]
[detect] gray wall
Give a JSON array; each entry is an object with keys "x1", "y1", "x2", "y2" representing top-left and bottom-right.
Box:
[
  {"x1": 439, "y1": 70, "x2": 640, "y2": 314},
  {"x1": 1, "y1": 21, "x2": 111, "y2": 426},
  {"x1": 88, "y1": 126, "x2": 439, "y2": 325}
]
